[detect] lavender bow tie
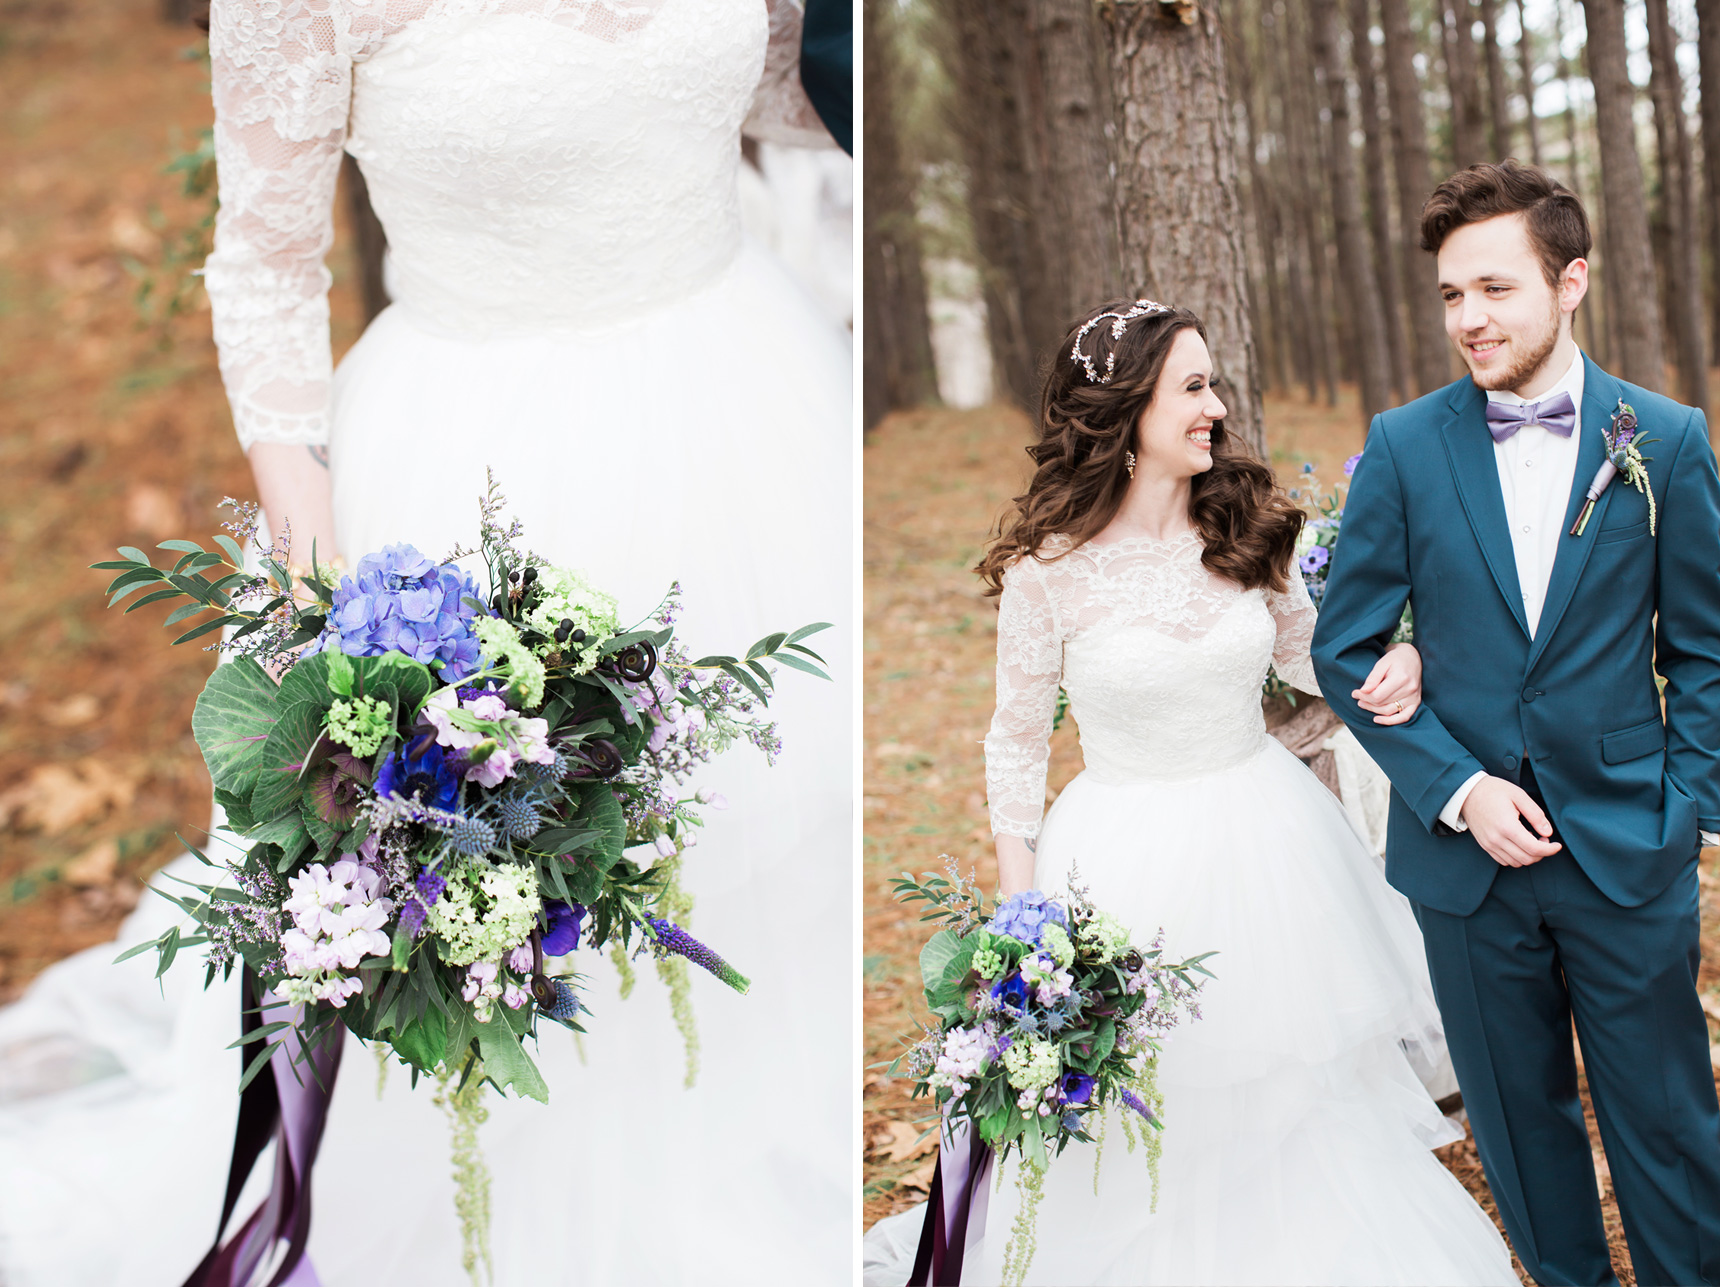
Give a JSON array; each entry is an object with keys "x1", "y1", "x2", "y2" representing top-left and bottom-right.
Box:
[{"x1": 1485, "y1": 390, "x2": 1577, "y2": 443}]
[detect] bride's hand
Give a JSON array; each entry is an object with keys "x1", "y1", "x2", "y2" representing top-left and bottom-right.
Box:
[{"x1": 1353, "y1": 641, "x2": 1421, "y2": 725}]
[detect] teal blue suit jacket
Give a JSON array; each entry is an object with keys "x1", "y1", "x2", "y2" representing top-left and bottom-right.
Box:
[{"x1": 1311, "y1": 355, "x2": 1720, "y2": 915}]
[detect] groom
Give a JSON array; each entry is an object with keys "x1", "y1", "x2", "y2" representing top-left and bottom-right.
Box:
[{"x1": 1313, "y1": 160, "x2": 1720, "y2": 1287}]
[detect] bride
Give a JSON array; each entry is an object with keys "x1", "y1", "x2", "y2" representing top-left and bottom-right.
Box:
[
  {"x1": 0, "y1": 1, "x2": 850, "y2": 1283},
  {"x1": 865, "y1": 301, "x2": 1515, "y2": 1285}
]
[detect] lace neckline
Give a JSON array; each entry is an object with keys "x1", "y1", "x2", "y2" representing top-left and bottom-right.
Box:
[{"x1": 1074, "y1": 530, "x2": 1203, "y2": 564}]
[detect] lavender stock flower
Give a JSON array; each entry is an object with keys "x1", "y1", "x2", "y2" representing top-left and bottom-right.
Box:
[
  {"x1": 1120, "y1": 1087, "x2": 1157, "y2": 1124},
  {"x1": 646, "y1": 917, "x2": 750, "y2": 994}
]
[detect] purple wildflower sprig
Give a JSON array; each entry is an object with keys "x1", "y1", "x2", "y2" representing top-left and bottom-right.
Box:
[{"x1": 644, "y1": 916, "x2": 750, "y2": 994}]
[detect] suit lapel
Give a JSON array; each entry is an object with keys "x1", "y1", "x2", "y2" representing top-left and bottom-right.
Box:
[
  {"x1": 1437, "y1": 379, "x2": 1530, "y2": 639},
  {"x1": 1526, "y1": 356, "x2": 1621, "y2": 671}
]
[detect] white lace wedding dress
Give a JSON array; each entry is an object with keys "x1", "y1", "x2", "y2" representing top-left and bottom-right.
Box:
[
  {"x1": 864, "y1": 534, "x2": 1514, "y2": 1286},
  {"x1": 0, "y1": 1, "x2": 851, "y2": 1283}
]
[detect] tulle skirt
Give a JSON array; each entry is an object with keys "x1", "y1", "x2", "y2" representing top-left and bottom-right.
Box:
[
  {"x1": 865, "y1": 738, "x2": 1516, "y2": 1287},
  {"x1": 0, "y1": 239, "x2": 854, "y2": 1285}
]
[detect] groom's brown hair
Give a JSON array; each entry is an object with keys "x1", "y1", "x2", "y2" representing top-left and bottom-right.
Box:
[{"x1": 1419, "y1": 161, "x2": 1591, "y2": 288}]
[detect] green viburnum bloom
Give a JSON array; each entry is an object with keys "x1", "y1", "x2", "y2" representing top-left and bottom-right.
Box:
[
  {"x1": 523, "y1": 566, "x2": 619, "y2": 674},
  {"x1": 473, "y1": 616, "x2": 546, "y2": 707},
  {"x1": 1076, "y1": 912, "x2": 1130, "y2": 964},
  {"x1": 971, "y1": 947, "x2": 1005, "y2": 980},
  {"x1": 427, "y1": 860, "x2": 541, "y2": 967},
  {"x1": 1002, "y1": 1036, "x2": 1060, "y2": 1094},
  {"x1": 1041, "y1": 923, "x2": 1075, "y2": 969},
  {"x1": 325, "y1": 695, "x2": 392, "y2": 757}
]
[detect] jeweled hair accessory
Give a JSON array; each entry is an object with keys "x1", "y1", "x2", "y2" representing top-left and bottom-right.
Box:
[{"x1": 1071, "y1": 299, "x2": 1173, "y2": 384}]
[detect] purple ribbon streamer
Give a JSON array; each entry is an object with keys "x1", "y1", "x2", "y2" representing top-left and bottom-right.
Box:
[
  {"x1": 183, "y1": 968, "x2": 342, "y2": 1287},
  {"x1": 907, "y1": 1116, "x2": 995, "y2": 1286}
]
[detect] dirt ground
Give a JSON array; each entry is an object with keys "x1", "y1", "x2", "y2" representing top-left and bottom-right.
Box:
[
  {"x1": 0, "y1": 0, "x2": 366, "y2": 1000},
  {"x1": 862, "y1": 392, "x2": 1720, "y2": 1287}
]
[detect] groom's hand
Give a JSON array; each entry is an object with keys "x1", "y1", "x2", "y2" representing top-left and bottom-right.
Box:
[{"x1": 1459, "y1": 776, "x2": 1562, "y2": 867}]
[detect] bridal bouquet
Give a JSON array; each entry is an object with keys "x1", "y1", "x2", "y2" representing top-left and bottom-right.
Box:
[
  {"x1": 890, "y1": 865, "x2": 1211, "y2": 1284},
  {"x1": 97, "y1": 484, "x2": 826, "y2": 1103}
]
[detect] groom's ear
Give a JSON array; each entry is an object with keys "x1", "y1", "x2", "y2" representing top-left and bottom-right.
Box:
[{"x1": 1558, "y1": 258, "x2": 1589, "y2": 317}]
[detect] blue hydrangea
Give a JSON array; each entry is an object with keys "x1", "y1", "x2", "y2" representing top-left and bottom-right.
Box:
[
  {"x1": 305, "y1": 544, "x2": 489, "y2": 682},
  {"x1": 987, "y1": 891, "x2": 1069, "y2": 947}
]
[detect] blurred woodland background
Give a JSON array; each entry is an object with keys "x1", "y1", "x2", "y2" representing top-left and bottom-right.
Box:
[{"x1": 861, "y1": 0, "x2": 1720, "y2": 1274}]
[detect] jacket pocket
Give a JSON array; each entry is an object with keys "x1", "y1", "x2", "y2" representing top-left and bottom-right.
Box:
[
  {"x1": 1594, "y1": 519, "x2": 1651, "y2": 545},
  {"x1": 1601, "y1": 717, "x2": 1666, "y2": 764}
]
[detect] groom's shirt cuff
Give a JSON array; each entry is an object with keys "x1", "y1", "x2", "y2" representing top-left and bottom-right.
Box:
[
  {"x1": 1702, "y1": 831, "x2": 1720, "y2": 848},
  {"x1": 1439, "y1": 772, "x2": 1489, "y2": 833}
]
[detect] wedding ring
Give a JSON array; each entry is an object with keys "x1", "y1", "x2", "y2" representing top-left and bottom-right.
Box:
[{"x1": 1393, "y1": 700, "x2": 1404, "y2": 715}]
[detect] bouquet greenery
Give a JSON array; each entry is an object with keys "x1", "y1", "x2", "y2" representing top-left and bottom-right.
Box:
[
  {"x1": 890, "y1": 865, "x2": 1211, "y2": 1284},
  {"x1": 97, "y1": 481, "x2": 826, "y2": 1097}
]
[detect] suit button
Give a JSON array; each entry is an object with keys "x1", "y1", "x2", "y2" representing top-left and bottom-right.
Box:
[
  {"x1": 1521, "y1": 687, "x2": 1537, "y2": 702},
  {"x1": 1503, "y1": 754, "x2": 1519, "y2": 770}
]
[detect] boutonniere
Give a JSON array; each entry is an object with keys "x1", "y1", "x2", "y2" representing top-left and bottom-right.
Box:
[{"x1": 1569, "y1": 399, "x2": 1658, "y2": 537}]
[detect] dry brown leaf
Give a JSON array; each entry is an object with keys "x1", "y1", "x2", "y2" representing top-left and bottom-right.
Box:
[
  {"x1": 0, "y1": 759, "x2": 137, "y2": 835},
  {"x1": 62, "y1": 838, "x2": 119, "y2": 887},
  {"x1": 44, "y1": 693, "x2": 100, "y2": 727},
  {"x1": 898, "y1": 1156, "x2": 939, "y2": 1192},
  {"x1": 874, "y1": 1119, "x2": 937, "y2": 1164}
]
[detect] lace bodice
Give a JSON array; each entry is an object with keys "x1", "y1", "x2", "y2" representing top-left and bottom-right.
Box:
[
  {"x1": 204, "y1": 0, "x2": 827, "y2": 449},
  {"x1": 985, "y1": 532, "x2": 1320, "y2": 837}
]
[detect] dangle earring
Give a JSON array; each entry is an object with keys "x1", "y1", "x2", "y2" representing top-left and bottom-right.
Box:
[{"x1": 1125, "y1": 450, "x2": 1137, "y2": 479}]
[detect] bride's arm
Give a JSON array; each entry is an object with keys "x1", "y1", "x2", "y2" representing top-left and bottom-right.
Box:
[
  {"x1": 986, "y1": 558, "x2": 1064, "y2": 899},
  {"x1": 204, "y1": 0, "x2": 351, "y2": 567},
  {"x1": 1267, "y1": 562, "x2": 1422, "y2": 723},
  {"x1": 743, "y1": 0, "x2": 838, "y2": 148}
]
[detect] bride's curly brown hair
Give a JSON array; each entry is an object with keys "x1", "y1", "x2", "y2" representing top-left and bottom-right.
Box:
[{"x1": 976, "y1": 301, "x2": 1304, "y2": 596}]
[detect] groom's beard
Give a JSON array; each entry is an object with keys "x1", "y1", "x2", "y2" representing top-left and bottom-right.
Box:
[{"x1": 1464, "y1": 296, "x2": 1562, "y2": 394}]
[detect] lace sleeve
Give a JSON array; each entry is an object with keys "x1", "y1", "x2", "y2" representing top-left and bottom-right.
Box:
[
  {"x1": 1265, "y1": 561, "x2": 1321, "y2": 697},
  {"x1": 984, "y1": 557, "x2": 1065, "y2": 839},
  {"x1": 743, "y1": 0, "x2": 834, "y2": 147},
  {"x1": 203, "y1": 0, "x2": 354, "y2": 450}
]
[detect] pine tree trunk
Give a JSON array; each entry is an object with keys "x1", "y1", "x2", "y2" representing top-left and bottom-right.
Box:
[
  {"x1": 1028, "y1": 0, "x2": 1123, "y2": 318},
  {"x1": 1697, "y1": 0, "x2": 1720, "y2": 363},
  {"x1": 1380, "y1": 0, "x2": 1452, "y2": 391},
  {"x1": 1266, "y1": 0, "x2": 1321, "y2": 401},
  {"x1": 1310, "y1": 0, "x2": 1393, "y2": 419},
  {"x1": 862, "y1": 0, "x2": 939, "y2": 428},
  {"x1": 1099, "y1": 0, "x2": 1267, "y2": 456},
  {"x1": 1645, "y1": 0, "x2": 1709, "y2": 410},
  {"x1": 1285, "y1": 0, "x2": 1340, "y2": 405},
  {"x1": 1445, "y1": 0, "x2": 1486, "y2": 167},
  {"x1": 1581, "y1": 0, "x2": 1668, "y2": 389},
  {"x1": 938, "y1": 0, "x2": 1043, "y2": 404},
  {"x1": 1514, "y1": 0, "x2": 1543, "y2": 164},
  {"x1": 1225, "y1": 0, "x2": 1287, "y2": 390},
  {"x1": 1350, "y1": 0, "x2": 1412, "y2": 400},
  {"x1": 1478, "y1": 0, "x2": 1513, "y2": 159}
]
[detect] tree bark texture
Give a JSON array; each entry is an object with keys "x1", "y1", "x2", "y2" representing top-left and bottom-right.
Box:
[
  {"x1": 1477, "y1": 0, "x2": 1513, "y2": 159},
  {"x1": 1580, "y1": 0, "x2": 1667, "y2": 389},
  {"x1": 862, "y1": 0, "x2": 939, "y2": 428},
  {"x1": 1349, "y1": 0, "x2": 1413, "y2": 399},
  {"x1": 1515, "y1": 0, "x2": 1543, "y2": 164},
  {"x1": 1644, "y1": 0, "x2": 1709, "y2": 410},
  {"x1": 938, "y1": 0, "x2": 1053, "y2": 405},
  {"x1": 1284, "y1": 0, "x2": 1340, "y2": 404},
  {"x1": 1027, "y1": 0, "x2": 1124, "y2": 316},
  {"x1": 1225, "y1": 0, "x2": 1288, "y2": 390},
  {"x1": 1265, "y1": 0, "x2": 1321, "y2": 399},
  {"x1": 1099, "y1": 0, "x2": 1267, "y2": 456},
  {"x1": 1309, "y1": 0, "x2": 1394, "y2": 420},
  {"x1": 1445, "y1": 0, "x2": 1486, "y2": 167},
  {"x1": 1697, "y1": 0, "x2": 1720, "y2": 362},
  {"x1": 1380, "y1": 0, "x2": 1453, "y2": 391}
]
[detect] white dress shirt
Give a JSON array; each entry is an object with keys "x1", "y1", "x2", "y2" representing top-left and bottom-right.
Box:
[{"x1": 1433, "y1": 353, "x2": 1719, "y2": 847}]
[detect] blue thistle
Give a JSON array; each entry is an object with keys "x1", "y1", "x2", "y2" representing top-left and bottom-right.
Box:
[
  {"x1": 646, "y1": 917, "x2": 750, "y2": 994},
  {"x1": 499, "y1": 796, "x2": 542, "y2": 840},
  {"x1": 541, "y1": 978, "x2": 582, "y2": 1027},
  {"x1": 447, "y1": 815, "x2": 496, "y2": 857}
]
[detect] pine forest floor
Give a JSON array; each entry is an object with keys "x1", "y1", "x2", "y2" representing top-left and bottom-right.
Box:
[
  {"x1": 863, "y1": 392, "x2": 1720, "y2": 1287},
  {"x1": 0, "y1": 0, "x2": 368, "y2": 999}
]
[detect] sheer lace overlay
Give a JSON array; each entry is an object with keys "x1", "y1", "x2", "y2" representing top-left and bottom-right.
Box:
[
  {"x1": 205, "y1": 0, "x2": 823, "y2": 448},
  {"x1": 985, "y1": 532, "x2": 1321, "y2": 837}
]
